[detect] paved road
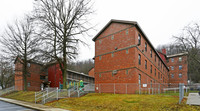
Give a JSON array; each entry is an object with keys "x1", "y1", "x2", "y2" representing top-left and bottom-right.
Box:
[{"x1": 0, "y1": 100, "x2": 37, "y2": 111}]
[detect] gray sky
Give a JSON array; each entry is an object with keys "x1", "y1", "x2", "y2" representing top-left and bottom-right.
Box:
[{"x1": 0, "y1": 0, "x2": 200, "y2": 61}]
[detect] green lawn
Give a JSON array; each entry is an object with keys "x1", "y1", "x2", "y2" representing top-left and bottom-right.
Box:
[
  {"x1": 2, "y1": 91, "x2": 36, "y2": 103},
  {"x1": 2, "y1": 91, "x2": 200, "y2": 111},
  {"x1": 46, "y1": 93, "x2": 200, "y2": 111}
]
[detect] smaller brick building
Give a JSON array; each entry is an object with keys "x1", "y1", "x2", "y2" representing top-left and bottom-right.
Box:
[
  {"x1": 167, "y1": 52, "x2": 188, "y2": 85},
  {"x1": 14, "y1": 57, "x2": 47, "y2": 91},
  {"x1": 15, "y1": 58, "x2": 94, "y2": 91}
]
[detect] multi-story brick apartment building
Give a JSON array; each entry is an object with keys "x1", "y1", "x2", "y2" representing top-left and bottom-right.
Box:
[
  {"x1": 167, "y1": 52, "x2": 188, "y2": 85},
  {"x1": 93, "y1": 19, "x2": 170, "y2": 93},
  {"x1": 15, "y1": 58, "x2": 94, "y2": 91},
  {"x1": 93, "y1": 19, "x2": 188, "y2": 94}
]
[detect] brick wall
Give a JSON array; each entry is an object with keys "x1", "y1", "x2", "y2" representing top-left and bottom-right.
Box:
[
  {"x1": 94, "y1": 21, "x2": 169, "y2": 93},
  {"x1": 167, "y1": 55, "x2": 188, "y2": 85}
]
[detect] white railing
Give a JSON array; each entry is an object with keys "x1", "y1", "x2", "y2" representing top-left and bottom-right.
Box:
[
  {"x1": 163, "y1": 87, "x2": 189, "y2": 93},
  {"x1": 0, "y1": 86, "x2": 15, "y2": 96},
  {"x1": 35, "y1": 87, "x2": 58, "y2": 104}
]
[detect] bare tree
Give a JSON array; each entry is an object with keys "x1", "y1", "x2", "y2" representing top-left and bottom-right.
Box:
[
  {"x1": 0, "y1": 16, "x2": 41, "y2": 91},
  {"x1": 0, "y1": 58, "x2": 14, "y2": 89},
  {"x1": 173, "y1": 22, "x2": 200, "y2": 83},
  {"x1": 34, "y1": 0, "x2": 94, "y2": 88}
]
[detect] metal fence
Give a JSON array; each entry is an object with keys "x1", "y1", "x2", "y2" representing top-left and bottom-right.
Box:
[
  {"x1": 96, "y1": 83, "x2": 189, "y2": 95},
  {"x1": 0, "y1": 86, "x2": 15, "y2": 96}
]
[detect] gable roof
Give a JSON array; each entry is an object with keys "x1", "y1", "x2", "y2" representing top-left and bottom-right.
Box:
[{"x1": 93, "y1": 19, "x2": 169, "y2": 71}]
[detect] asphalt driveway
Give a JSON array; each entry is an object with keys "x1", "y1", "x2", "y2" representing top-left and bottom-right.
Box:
[{"x1": 0, "y1": 100, "x2": 36, "y2": 111}]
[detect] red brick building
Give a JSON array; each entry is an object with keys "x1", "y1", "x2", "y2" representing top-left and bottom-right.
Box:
[
  {"x1": 15, "y1": 58, "x2": 94, "y2": 91},
  {"x1": 15, "y1": 57, "x2": 47, "y2": 91},
  {"x1": 167, "y1": 53, "x2": 188, "y2": 85},
  {"x1": 93, "y1": 20, "x2": 170, "y2": 93}
]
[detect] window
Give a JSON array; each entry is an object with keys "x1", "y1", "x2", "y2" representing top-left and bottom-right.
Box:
[
  {"x1": 179, "y1": 73, "x2": 182, "y2": 78},
  {"x1": 179, "y1": 57, "x2": 182, "y2": 62},
  {"x1": 171, "y1": 58, "x2": 174, "y2": 62},
  {"x1": 126, "y1": 49, "x2": 129, "y2": 54},
  {"x1": 171, "y1": 74, "x2": 174, "y2": 78},
  {"x1": 40, "y1": 75, "x2": 45, "y2": 80},
  {"x1": 150, "y1": 65, "x2": 152, "y2": 73},
  {"x1": 99, "y1": 73, "x2": 101, "y2": 78},
  {"x1": 179, "y1": 65, "x2": 182, "y2": 70},
  {"x1": 155, "y1": 55, "x2": 156, "y2": 62},
  {"x1": 99, "y1": 40, "x2": 102, "y2": 44},
  {"x1": 158, "y1": 72, "x2": 160, "y2": 79},
  {"x1": 126, "y1": 69, "x2": 129, "y2": 75},
  {"x1": 27, "y1": 82, "x2": 31, "y2": 87},
  {"x1": 138, "y1": 34, "x2": 141, "y2": 45},
  {"x1": 158, "y1": 60, "x2": 160, "y2": 66},
  {"x1": 171, "y1": 66, "x2": 174, "y2": 70},
  {"x1": 139, "y1": 74, "x2": 141, "y2": 85},
  {"x1": 145, "y1": 60, "x2": 147, "y2": 69},
  {"x1": 99, "y1": 56, "x2": 102, "y2": 60},
  {"x1": 138, "y1": 54, "x2": 141, "y2": 65},
  {"x1": 111, "y1": 53, "x2": 114, "y2": 57},
  {"x1": 111, "y1": 35, "x2": 114, "y2": 40},
  {"x1": 155, "y1": 69, "x2": 156, "y2": 76},
  {"x1": 150, "y1": 49, "x2": 152, "y2": 58},
  {"x1": 145, "y1": 43, "x2": 147, "y2": 52},
  {"x1": 126, "y1": 29, "x2": 129, "y2": 35}
]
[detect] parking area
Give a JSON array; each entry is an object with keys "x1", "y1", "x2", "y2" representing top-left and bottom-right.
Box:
[{"x1": 0, "y1": 100, "x2": 36, "y2": 111}]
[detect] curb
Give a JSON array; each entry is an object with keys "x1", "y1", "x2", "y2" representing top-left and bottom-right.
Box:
[{"x1": 0, "y1": 97, "x2": 69, "y2": 111}]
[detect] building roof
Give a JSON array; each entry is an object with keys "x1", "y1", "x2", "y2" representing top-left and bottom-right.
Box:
[
  {"x1": 167, "y1": 52, "x2": 188, "y2": 58},
  {"x1": 67, "y1": 69, "x2": 94, "y2": 78},
  {"x1": 93, "y1": 19, "x2": 169, "y2": 71}
]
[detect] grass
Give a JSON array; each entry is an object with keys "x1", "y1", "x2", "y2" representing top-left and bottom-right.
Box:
[
  {"x1": 46, "y1": 93, "x2": 200, "y2": 111},
  {"x1": 2, "y1": 91, "x2": 200, "y2": 111},
  {"x1": 2, "y1": 91, "x2": 36, "y2": 103}
]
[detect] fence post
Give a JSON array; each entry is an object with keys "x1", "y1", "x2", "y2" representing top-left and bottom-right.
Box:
[
  {"x1": 35, "y1": 92, "x2": 36, "y2": 104},
  {"x1": 139, "y1": 84, "x2": 141, "y2": 94},
  {"x1": 56, "y1": 87, "x2": 58, "y2": 100},
  {"x1": 68, "y1": 89, "x2": 70, "y2": 97},
  {"x1": 43, "y1": 92, "x2": 45, "y2": 104},
  {"x1": 179, "y1": 83, "x2": 184, "y2": 104},
  {"x1": 47, "y1": 88, "x2": 48, "y2": 97}
]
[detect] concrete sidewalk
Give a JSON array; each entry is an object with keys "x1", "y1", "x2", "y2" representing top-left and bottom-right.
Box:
[{"x1": 0, "y1": 97, "x2": 69, "y2": 111}]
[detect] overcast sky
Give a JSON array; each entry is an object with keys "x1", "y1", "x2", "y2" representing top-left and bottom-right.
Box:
[{"x1": 0, "y1": 0, "x2": 200, "y2": 61}]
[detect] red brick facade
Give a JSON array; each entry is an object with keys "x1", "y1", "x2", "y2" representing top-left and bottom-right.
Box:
[
  {"x1": 93, "y1": 20, "x2": 188, "y2": 94},
  {"x1": 167, "y1": 53, "x2": 188, "y2": 85},
  {"x1": 93, "y1": 20, "x2": 170, "y2": 93},
  {"x1": 15, "y1": 57, "x2": 46, "y2": 91}
]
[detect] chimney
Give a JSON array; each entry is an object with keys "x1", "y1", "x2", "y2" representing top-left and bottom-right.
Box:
[{"x1": 162, "y1": 49, "x2": 166, "y2": 55}]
